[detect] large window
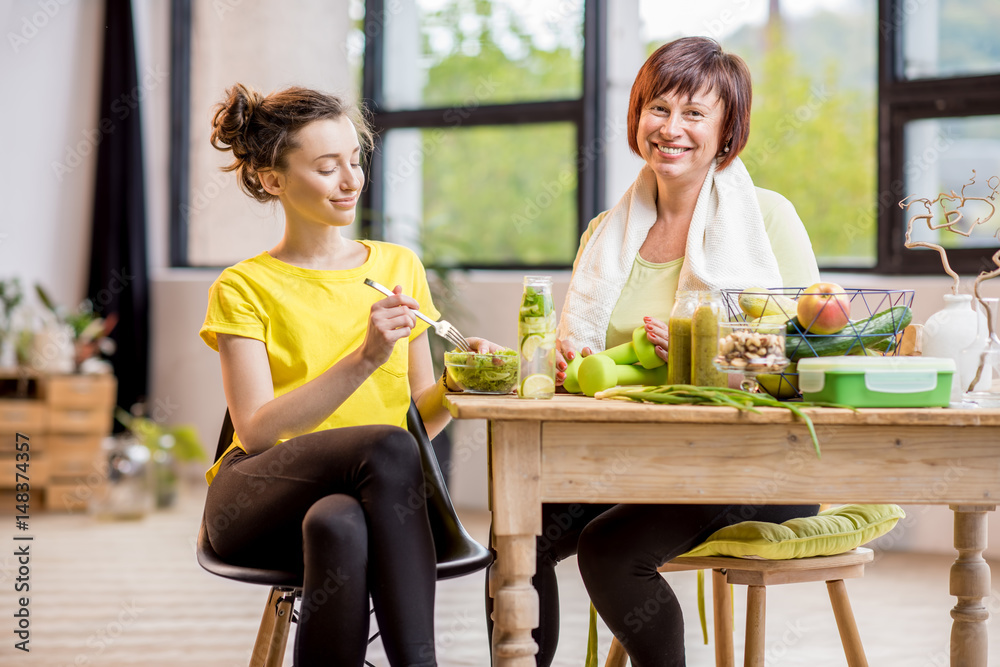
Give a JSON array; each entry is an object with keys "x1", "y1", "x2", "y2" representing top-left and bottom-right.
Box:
[
  {"x1": 169, "y1": 0, "x2": 1000, "y2": 274},
  {"x1": 358, "y1": 0, "x2": 604, "y2": 269},
  {"x1": 879, "y1": 0, "x2": 1000, "y2": 274},
  {"x1": 169, "y1": 0, "x2": 359, "y2": 267}
]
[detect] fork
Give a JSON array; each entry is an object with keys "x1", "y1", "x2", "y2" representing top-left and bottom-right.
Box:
[{"x1": 363, "y1": 278, "x2": 472, "y2": 352}]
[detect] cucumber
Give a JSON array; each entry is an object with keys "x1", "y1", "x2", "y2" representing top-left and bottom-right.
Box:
[{"x1": 785, "y1": 305, "x2": 912, "y2": 361}]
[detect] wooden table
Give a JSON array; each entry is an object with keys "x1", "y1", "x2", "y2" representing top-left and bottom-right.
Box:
[{"x1": 444, "y1": 393, "x2": 1000, "y2": 667}]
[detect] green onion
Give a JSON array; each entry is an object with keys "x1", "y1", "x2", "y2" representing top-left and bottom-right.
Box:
[{"x1": 595, "y1": 384, "x2": 857, "y2": 458}]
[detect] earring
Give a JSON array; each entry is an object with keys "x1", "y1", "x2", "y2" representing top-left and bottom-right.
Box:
[{"x1": 723, "y1": 141, "x2": 731, "y2": 153}]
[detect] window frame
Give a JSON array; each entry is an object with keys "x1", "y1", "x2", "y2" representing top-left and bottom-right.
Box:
[
  {"x1": 359, "y1": 0, "x2": 606, "y2": 271},
  {"x1": 169, "y1": 0, "x2": 1000, "y2": 274},
  {"x1": 877, "y1": 0, "x2": 1000, "y2": 275},
  {"x1": 169, "y1": 0, "x2": 192, "y2": 268}
]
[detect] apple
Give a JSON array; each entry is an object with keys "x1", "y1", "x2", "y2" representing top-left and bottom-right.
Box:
[{"x1": 796, "y1": 282, "x2": 851, "y2": 335}]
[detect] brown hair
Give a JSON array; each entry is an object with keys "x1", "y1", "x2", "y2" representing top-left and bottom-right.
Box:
[
  {"x1": 627, "y1": 37, "x2": 752, "y2": 170},
  {"x1": 210, "y1": 83, "x2": 374, "y2": 203}
]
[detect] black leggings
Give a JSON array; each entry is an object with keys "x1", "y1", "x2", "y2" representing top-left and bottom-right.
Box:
[
  {"x1": 205, "y1": 425, "x2": 437, "y2": 667},
  {"x1": 486, "y1": 502, "x2": 817, "y2": 667}
]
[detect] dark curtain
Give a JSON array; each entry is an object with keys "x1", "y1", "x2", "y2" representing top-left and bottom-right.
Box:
[{"x1": 88, "y1": 0, "x2": 149, "y2": 413}]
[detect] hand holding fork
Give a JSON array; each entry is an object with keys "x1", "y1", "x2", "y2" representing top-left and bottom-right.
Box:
[{"x1": 364, "y1": 278, "x2": 472, "y2": 352}]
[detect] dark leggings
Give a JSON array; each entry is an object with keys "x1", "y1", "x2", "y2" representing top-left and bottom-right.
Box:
[
  {"x1": 486, "y1": 502, "x2": 817, "y2": 667},
  {"x1": 205, "y1": 425, "x2": 437, "y2": 667}
]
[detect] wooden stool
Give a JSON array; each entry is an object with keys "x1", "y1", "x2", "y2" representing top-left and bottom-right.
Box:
[{"x1": 604, "y1": 547, "x2": 872, "y2": 667}]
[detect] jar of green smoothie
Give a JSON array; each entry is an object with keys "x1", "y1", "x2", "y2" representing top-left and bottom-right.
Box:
[
  {"x1": 667, "y1": 291, "x2": 697, "y2": 385},
  {"x1": 691, "y1": 291, "x2": 728, "y2": 387}
]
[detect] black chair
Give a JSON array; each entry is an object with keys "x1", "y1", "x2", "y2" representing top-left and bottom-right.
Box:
[{"x1": 196, "y1": 402, "x2": 492, "y2": 667}]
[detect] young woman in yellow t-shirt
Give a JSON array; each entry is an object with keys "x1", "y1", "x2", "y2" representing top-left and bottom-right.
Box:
[{"x1": 200, "y1": 83, "x2": 500, "y2": 667}]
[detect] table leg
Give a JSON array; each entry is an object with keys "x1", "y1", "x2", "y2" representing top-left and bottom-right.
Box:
[
  {"x1": 489, "y1": 421, "x2": 543, "y2": 666},
  {"x1": 492, "y1": 534, "x2": 540, "y2": 665},
  {"x1": 949, "y1": 504, "x2": 996, "y2": 667}
]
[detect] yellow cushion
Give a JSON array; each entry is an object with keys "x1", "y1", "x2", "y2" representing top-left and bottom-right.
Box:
[{"x1": 680, "y1": 504, "x2": 906, "y2": 560}]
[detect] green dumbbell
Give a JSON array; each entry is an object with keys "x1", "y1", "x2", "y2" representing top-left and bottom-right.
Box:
[
  {"x1": 577, "y1": 354, "x2": 669, "y2": 397},
  {"x1": 562, "y1": 339, "x2": 638, "y2": 394},
  {"x1": 599, "y1": 339, "x2": 639, "y2": 365},
  {"x1": 562, "y1": 354, "x2": 585, "y2": 394},
  {"x1": 563, "y1": 325, "x2": 666, "y2": 394},
  {"x1": 600, "y1": 326, "x2": 666, "y2": 369},
  {"x1": 632, "y1": 325, "x2": 665, "y2": 369}
]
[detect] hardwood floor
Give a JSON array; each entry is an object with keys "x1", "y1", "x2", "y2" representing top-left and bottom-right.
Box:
[{"x1": 2, "y1": 482, "x2": 997, "y2": 666}]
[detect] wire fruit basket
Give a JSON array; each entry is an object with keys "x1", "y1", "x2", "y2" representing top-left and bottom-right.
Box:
[{"x1": 719, "y1": 288, "x2": 915, "y2": 400}]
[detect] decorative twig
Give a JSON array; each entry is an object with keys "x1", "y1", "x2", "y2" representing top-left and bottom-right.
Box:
[
  {"x1": 968, "y1": 246, "x2": 1000, "y2": 392},
  {"x1": 899, "y1": 172, "x2": 1000, "y2": 394},
  {"x1": 898, "y1": 171, "x2": 1000, "y2": 295}
]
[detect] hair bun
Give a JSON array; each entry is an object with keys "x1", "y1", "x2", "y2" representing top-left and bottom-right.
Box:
[{"x1": 210, "y1": 83, "x2": 265, "y2": 156}]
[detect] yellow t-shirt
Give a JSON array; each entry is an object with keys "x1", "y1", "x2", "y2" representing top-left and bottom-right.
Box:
[
  {"x1": 572, "y1": 188, "x2": 821, "y2": 349},
  {"x1": 199, "y1": 240, "x2": 439, "y2": 484}
]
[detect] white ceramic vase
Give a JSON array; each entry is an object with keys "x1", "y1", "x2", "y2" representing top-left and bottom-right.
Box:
[
  {"x1": 963, "y1": 297, "x2": 1000, "y2": 408},
  {"x1": 29, "y1": 323, "x2": 76, "y2": 374},
  {"x1": 921, "y1": 294, "x2": 988, "y2": 401}
]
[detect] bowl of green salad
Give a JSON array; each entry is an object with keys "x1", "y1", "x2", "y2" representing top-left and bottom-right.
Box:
[{"x1": 444, "y1": 348, "x2": 519, "y2": 394}]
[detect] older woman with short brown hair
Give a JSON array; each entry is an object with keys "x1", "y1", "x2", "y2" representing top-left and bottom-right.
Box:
[{"x1": 486, "y1": 37, "x2": 821, "y2": 666}]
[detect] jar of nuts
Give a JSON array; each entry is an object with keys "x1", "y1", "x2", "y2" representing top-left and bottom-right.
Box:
[{"x1": 714, "y1": 322, "x2": 789, "y2": 376}]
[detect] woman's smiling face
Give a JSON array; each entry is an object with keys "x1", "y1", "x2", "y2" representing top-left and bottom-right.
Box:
[
  {"x1": 636, "y1": 86, "x2": 725, "y2": 186},
  {"x1": 274, "y1": 116, "x2": 364, "y2": 228}
]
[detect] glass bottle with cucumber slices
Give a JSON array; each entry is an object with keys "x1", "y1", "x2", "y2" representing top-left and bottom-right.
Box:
[{"x1": 518, "y1": 275, "x2": 556, "y2": 399}]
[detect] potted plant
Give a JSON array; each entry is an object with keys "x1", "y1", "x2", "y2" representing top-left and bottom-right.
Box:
[
  {"x1": 34, "y1": 285, "x2": 118, "y2": 373},
  {"x1": 0, "y1": 278, "x2": 23, "y2": 368},
  {"x1": 115, "y1": 407, "x2": 207, "y2": 509}
]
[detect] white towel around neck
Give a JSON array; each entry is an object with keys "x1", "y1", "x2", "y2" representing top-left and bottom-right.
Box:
[{"x1": 557, "y1": 157, "x2": 782, "y2": 353}]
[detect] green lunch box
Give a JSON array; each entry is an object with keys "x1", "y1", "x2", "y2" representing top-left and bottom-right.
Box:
[{"x1": 797, "y1": 357, "x2": 956, "y2": 408}]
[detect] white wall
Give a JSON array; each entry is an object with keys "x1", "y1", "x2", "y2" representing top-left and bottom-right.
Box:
[
  {"x1": 6, "y1": 1, "x2": 1000, "y2": 556},
  {"x1": 1, "y1": 0, "x2": 104, "y2": 309},
  {"x1": 139, "y1": 0, "x2": 358, "y2": 460}
]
